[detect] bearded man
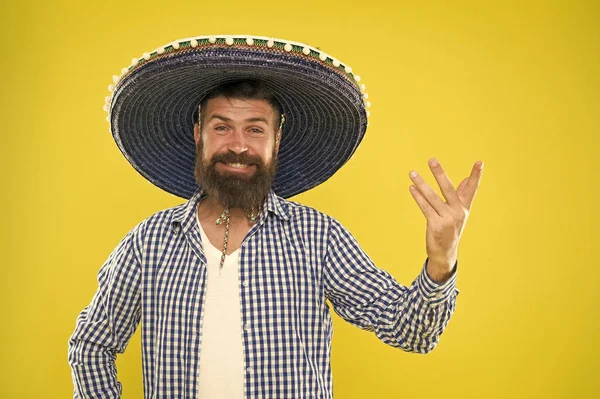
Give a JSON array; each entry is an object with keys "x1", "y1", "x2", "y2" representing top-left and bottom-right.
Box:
[{"x1": 68, "y1": 35, "x2": 483, "y2": 399}]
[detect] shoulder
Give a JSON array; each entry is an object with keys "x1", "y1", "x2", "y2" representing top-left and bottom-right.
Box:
[
  {"x1": 272, "y1": 195, "x2": 351, "y2": 237},
  {"x1": 276, "y1": 196, "x2": 332, "y2": 223},
  {"x1": 127, "y1": 200, "x2": 188, "y2": 244}
]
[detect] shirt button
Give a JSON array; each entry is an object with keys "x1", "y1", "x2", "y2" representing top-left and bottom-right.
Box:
[
  {"x1": 244, "y1": 324, "x2": 250, "y2": 331},
  {"x1": 246, "y1": 367, "x2": 252, "y2": 373},
  {"x1": 242, "y1": 280, "x2": 249, "y2": 287}
]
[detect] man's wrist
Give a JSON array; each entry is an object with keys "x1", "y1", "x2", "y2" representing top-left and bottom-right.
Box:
[{"x1": 426, "y1": 258, "x2": 457, "y2": 284}]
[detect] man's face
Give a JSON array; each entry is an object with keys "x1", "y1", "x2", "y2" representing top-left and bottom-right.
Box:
[{"x1": 193, "y1": 96, "x2": 281, "y2": 212}]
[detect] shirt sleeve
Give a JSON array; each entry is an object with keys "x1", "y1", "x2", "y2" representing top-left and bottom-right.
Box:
[
  {"x1": 323, "y1": 217, "x2": 459, "y2": 354},
  {"x1": 67, "y1": 227, "x2": 143, "y2": 398}
]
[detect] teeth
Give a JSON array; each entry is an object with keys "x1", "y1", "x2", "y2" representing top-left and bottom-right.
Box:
[{"x1": 226, "y1": 163, "x2": 249, "y2": 169}]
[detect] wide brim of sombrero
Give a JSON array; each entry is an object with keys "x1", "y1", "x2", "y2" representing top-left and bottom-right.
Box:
[{"x1": 105, "y1": 35, "x2": 371, "y2": 199}]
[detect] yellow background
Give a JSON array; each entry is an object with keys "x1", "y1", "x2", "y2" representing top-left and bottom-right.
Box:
[{"x1": 2, "y1": 0, "x2": 598, "y2": 397}]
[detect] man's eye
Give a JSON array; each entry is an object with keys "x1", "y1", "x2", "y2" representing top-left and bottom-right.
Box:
[
  {"x1": 249, "y1": 128, "x2": 263, "y2": 134},
  {"x1": 215, "y1": 126, "x2": 228, "y2": 131}
]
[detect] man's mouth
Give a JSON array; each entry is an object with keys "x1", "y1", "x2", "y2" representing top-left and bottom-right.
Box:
[
  {"x1": 216, "y1": 161, "x2": 257, "y2": 173},
  {"x1": 225, "y1": 163, "x2": 251, "y2": 169}
]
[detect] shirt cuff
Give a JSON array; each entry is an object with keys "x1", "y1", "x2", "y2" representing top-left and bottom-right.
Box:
[{"x1": 416, "y1": 257, "x2": 459, "y2": 305}]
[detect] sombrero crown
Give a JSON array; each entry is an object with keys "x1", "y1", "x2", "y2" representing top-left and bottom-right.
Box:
[{"x1": 105, "y1": 35, "x2": 371, "y2": 199}]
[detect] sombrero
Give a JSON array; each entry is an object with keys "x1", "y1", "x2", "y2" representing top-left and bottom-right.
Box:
[{"x1": 104, "y1": 35, "x2": 371, "y2": 199}]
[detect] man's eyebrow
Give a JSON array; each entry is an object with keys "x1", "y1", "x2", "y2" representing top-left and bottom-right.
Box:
[
  {"x1": 208, "y1": 114, "x2": 233, "y2": 123},
  {"x1": 208, "y1": 114, "x2": 271, "y2": 125},
  {"x1": 245, "y1": 117, "x2": 270, "y2": 125}
]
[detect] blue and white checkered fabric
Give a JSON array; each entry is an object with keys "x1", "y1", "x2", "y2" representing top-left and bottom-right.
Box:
[{"x1": 68, "y1": 188, "x2": 459, "y2": 398}]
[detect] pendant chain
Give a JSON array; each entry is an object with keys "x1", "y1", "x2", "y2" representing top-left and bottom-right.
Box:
[{"x1": 215, "y1": 207, "x2": 258, "y2": 273}]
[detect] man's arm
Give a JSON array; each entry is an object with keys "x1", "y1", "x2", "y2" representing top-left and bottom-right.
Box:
[
  {"x1": 68, "y1": 227, "x2": 142, "y2": 398},
  {"x1": 323, "y1": 217, "x2": 459, "y2": 354}
]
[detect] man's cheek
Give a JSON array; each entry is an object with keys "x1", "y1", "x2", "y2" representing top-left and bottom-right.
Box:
[{"x1": 201, "y1": 148, "x2": 213, "y2": 164}]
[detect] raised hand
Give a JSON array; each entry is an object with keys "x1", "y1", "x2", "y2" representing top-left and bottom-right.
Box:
[{"x1": 408, "y1": 158, "x2": 484, "y2": 283}]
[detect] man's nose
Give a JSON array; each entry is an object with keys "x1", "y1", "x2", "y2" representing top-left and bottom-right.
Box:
[{"x1": 227, "y1": 129, "x2": 248, "y2": 154}]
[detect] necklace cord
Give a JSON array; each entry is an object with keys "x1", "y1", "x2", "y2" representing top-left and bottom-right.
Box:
[{"x1": 215, "y1": 207, "x2": 259, "y2": 271}]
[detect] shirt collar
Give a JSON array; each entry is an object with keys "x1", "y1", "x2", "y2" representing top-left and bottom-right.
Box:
[
  {"x1": 265, "y1": 188, "x2": 291, "y2": 221},
  {"x1": 170, "y1": 187, "x2": 291, "y2": 234}
]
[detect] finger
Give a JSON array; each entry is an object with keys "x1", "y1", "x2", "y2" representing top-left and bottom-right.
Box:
[
  {"x1": 409, "y1": 185, "x2": 438, "y2": 220},
  {"x1": 428, "y1": 158, "x2": 461, "y2": 208},
  {"x1": 457, "y1": 177, "x2": 469, "y2": 195},
  {"x1": 409, "y1": 170, "x2": 449, "y2": 217},
  {"x1": 459, "y1": 161, "x2": 484, "y2": 210}
]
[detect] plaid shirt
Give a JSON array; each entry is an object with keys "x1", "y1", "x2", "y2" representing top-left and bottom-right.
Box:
[{"x1": 68, "y1": 188, "x2": 459, "y2": 398}]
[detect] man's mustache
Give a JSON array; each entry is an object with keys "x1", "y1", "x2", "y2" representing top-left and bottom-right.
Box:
[{"x1": 209, "y1": 151, "x2": 264, "y2": 167}]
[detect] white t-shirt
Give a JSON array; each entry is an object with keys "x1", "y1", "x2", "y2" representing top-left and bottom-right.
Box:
[{"x1": 196, "y1": 212, "x2": 245, "y2": 398}]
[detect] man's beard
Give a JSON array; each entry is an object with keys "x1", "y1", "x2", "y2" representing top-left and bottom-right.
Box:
[{"x1": 193, "y1": 141, "x2": 278, "y2": 214}]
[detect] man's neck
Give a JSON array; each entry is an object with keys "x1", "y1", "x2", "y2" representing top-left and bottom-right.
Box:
[
  {"x1": 197, "y1": 196, "x2": 259, "y2": 224},
  {"x1": 196, "y1": 196, "x2": 258, "y2": 255}
]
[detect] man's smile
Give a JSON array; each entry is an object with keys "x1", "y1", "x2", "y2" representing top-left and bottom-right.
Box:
[{"x1": 216, "y1": 161, "x2": 257, "y2": 174}]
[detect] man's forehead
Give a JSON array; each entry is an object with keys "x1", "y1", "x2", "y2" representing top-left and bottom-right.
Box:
[
  {"x1": 201, "y1": 97, "x2": 276, "y2": 127},
  {"x1": 205, "y1": 96, "x2": 275, "y2": 114}
]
